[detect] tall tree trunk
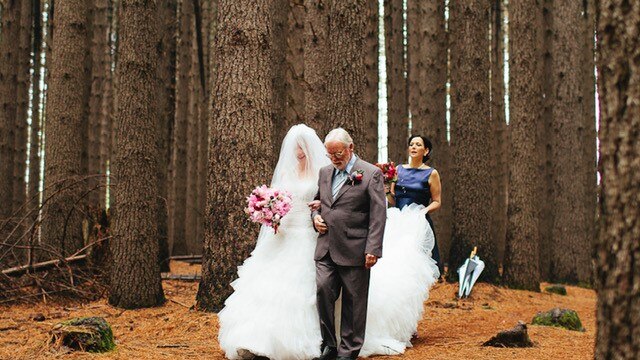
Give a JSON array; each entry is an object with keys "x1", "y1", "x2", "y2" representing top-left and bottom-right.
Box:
[
  {"x1": 170, "y1": 0, "x2": 193, "y2": 256},
  {"x1": 363, "y1": 0, "x2": 378, "y2": 162},
  {"x1": 0, "y1": 1, "x2": 20, "y2": 232},
  {"x1": 419, "y1": 0, "x2": 450, "y2": 267},
  {"x1": 325, "y1": 0, "x2": 368, "y2": 158},
  {"x1": 303, "y1": 0, "x2": 328, "y2": 138},
  {"x1": 41, "y1": 0, "x2": 90, "y2": 259},
  {"x1": 384, "y1": 0, "x2": 408, "y2": 165},
  {"x1": 594, "y1": 1, "x2": 640, "y2": 358},
  {"x1": 447, "y1": 1, "x2": 498, "y2": 282},
  {"x1": 489, "y1": 0, "x2": 507, "y2": 267},
  {"x1": 283, "y1": 0, "x2": 305, "y2": 141},
  {"x1": 581, "y1": 0, "x2": 597, "y2": 251},
  {"x1": 548, "y1": 0, "x2": 593, "y2": 284},
  {"x1": 109, "y1": 0, "x2": 165, "y2": 309},
  {"x1": 502, "y1": 0, "x2": 542, "y2": 291},
  {"x1": 87, "y1": 0, "x2": 110, "y2": 210},
  {"x1": 29, "y1": 0, "x2": 44, "y2": 205},
  {"x1": 157, "y1": 0, "x2": 177, "y2": 271},
  {"x1": 13, "y1": 0, "x2": 32, "y2": 218},
  {"x1": 98, "y1": 0, "x2": 115, "y2": 209},
  {"x1": 196, "y1": 0, "x2": 278, "y2": 312},
  {"x1": 184, "y1": 14, "x2": 199, "y2": 255},
  {"x1": 406, "y1": 0, "x2": 424, "y2": 135},
  {"x1": 538, "y1": 0, "x2": 553, "y2": 281}
]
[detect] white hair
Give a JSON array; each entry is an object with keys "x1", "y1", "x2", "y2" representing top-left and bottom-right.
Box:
[{"x1": 324, "y1": 128, "x2": 353, "y2": 146}]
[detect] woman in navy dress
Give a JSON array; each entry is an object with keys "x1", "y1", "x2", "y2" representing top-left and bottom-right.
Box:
[{"x1": 386, "y1": 135, "x2": 444, "y2": 276}]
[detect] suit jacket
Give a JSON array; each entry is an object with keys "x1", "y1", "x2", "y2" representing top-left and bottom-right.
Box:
[{"x1": 312, "y1": 157, "x2": 386, "y2": 266}]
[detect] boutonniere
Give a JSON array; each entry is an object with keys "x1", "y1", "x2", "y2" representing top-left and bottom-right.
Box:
[{"x1": 349, "y1": 170, "x2": 364, "y2": 185}]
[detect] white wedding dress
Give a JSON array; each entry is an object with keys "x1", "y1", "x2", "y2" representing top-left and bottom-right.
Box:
[{"x1": 218, "y1": 178, "x2": 439, "y2": 359}]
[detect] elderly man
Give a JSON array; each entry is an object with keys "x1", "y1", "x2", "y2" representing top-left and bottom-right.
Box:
[{"x1": 310, "y1": 128, "x2": 386, "y2": 360}]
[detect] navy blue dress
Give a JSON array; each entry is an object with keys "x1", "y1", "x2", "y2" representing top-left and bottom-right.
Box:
[{"x1": 394, "y1": 165, "x2": 443, "y2": 275}]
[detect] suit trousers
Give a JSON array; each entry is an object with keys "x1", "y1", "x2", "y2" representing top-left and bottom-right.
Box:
[{"x1": 316, "y1": 252, "x2": 371, "y2": 358}]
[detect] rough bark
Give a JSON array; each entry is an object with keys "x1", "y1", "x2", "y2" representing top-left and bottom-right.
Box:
[
  {"x1": 325, "y1": 0, "x2": 369, "y2": 158},
  {"x1": 157, "y1": 0, "x2": 177, "y2": 270},
  {"x1": 41, "y1": 0, "x2": 90, "y2": 259},
  {"x1": 363, "y1": 0, "x2": 378, "y2": 162},
  {"x1": 169, "y1": 0, "x2": 193, "y2": 256},
  {"x1": 108, "y1": 0, "x2": 165, "y2": 309},
  {"x1": 184, "y1": 14, "x2": 199, "y2": 255},
  {"x1": 29, "y1": 0, "x2": 44, "y2": 204},
  {"x1": 384, "y1": 0, "x2": 408, "y2": 165},
  {"x1": 447, "y1": 1, "x2": 498, "y2": 282},
  {"x1": 98, "y1": 0, "x2": 115, "y2": 209},
  {"x1": 87, "y1": 0, "x2": 110, "y2": 209},
  {"x1": 489, "y1": 0, "x2": 507, "y2": 267},
  {"x1": 502, "y1": 0, "x2": 542, "y2": 291},
  {"x1": 548, "y1": 0, "x2": 593, "y2": 284},
  {"x1": 196, "y1": 0, "x2": 277, "y2": 312},
  {"x1": 594, "y1": 1, "x2": 640, "y2": 358},
  {"x1": 538, "y1": 0, "x2": 553, "y2": 281},
  {"x1": 13, "y1": 0, "x2": 32, "y2": 217},
  {"x1": 283, "y1": 0, "x2": 305, "y2": 141},
  {"x1": 303, "y1": 0, "x2": 329, "y2": 138},
  {"x1": 0, "y1": 0, "x2": 20, "y2": 229}
]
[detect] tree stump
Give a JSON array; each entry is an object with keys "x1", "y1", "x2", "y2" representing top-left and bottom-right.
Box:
[
  {"x1": 531, "y1": 308, "x2": 585, "y2": 331},
  {"x1": 483, "y1": 321, "x2": 534, "y2": 348},
  {"x1": 49, "y1": 317, "x2": 115, "y2": 353}
]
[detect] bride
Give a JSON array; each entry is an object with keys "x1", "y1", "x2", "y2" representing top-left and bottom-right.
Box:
[{"x1": 218, "y1": 124, "x2": 439, "y2": 359}]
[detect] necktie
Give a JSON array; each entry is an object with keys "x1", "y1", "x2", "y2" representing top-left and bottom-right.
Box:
[{"x1": 332, "y1": 170, "x2": 347, "y2": 199}]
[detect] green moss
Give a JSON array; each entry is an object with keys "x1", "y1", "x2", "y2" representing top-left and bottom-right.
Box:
[
  {"x1": 531, "y1": 308, "x2": 584, "y2": 332},
  {"x1": 52, "y1": 317, "x2": 115, "y2": 352},
  {"x1": 544, "y1": 284, "x2": 567, "y2": 296}
]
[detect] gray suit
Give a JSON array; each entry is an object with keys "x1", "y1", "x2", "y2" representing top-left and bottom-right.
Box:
[{"x1": 312, "y1": 157, "x2": 386, "y2": 358}]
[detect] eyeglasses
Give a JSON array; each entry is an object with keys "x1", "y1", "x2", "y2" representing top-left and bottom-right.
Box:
[{"x1": 326, "y1": 150, "x2": 346, "y2": 159}]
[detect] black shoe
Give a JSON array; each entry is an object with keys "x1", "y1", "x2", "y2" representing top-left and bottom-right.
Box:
[{"x1": 314, "y1": 346, "x2": 337, "y2": 360}]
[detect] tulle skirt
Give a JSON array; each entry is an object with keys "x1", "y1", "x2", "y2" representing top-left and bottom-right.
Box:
[{"x1": 217, "y1": 203, "x2": 438, "y2": 359}]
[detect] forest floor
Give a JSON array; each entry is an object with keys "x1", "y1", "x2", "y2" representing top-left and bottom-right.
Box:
[{"x1": 0, "y1": 261, "x2": 595, "y2": 360}]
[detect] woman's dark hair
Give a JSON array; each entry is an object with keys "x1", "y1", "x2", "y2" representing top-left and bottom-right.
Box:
[{"x1": 407, "y1": 135, "x2": 433, "y2": 162}]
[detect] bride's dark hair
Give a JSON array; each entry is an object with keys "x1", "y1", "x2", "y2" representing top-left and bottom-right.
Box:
[{"x1": 407, "y1": 135, "x2": 433, "y2": 162}]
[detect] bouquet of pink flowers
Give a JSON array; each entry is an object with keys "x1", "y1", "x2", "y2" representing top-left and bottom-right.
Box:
[
  {"x1": 245, "y1": 185, "x2": 293, "y2": 233},
  {"x1": 375, "y1": 161, "x2": 398, "y2": 184}
]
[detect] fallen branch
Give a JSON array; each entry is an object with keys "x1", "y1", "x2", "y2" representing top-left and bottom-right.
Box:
[
  {"x1": 161, "y1": 273, "x2": 201, "y2": 282},
  {"x1": 157, "y1": 344, "x2": 189, "y2": 348},
  {"x1": 1, "y1": 255, "x2": 86, "y2": 277}
]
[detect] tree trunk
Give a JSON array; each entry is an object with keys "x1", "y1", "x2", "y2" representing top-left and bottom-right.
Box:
[
  {"x1": 13, "y1": 0, "x2": 32, "y2": 218},
  {"x1": 384, "y1": 0, "x2": 408, "y2": 165},
  {"x1": 184, "y1": 14, "x2": 199, "y2": 255},
  {"x1": 41, "y1": 0, "x2": 90, "y2": 259},
  {"x1": 488, "y1": 0, "x2": 507, "y2": 267},
  {"x1": 410, "y1": 1, "x2": 451, "y2": 260},
  {"x1": 447, "y1": 1, "x2": 498, "y2": 282},
  {"x1": 548, "y1": 0, "x2": 593, "y2": 284},
  {"x1": 594, "y1": 1, "x2": 640, "y2": 358},
  {"x1": 283, "y1": 0, "x2": 305, "y2": 141},
  {"x1": 170, "y1": 0, "x2": 193, "y2": 256},
  {"x1": 157, "y1": 0, "x2": 177, "y2": 271},
  {"x1": 303, "y1": 0, "x2": 329, "y2": 138},
  {"x1": 29, "y1": 0, "x2": 44, "y2": 205},
  {"x1": 325, "y1": 0, "x2": 368, "y2": 158},
  {"x1": 196, "y1": 0, "x2": 278, "y2": 312},
  {"x1": 538, "y1": 0, "x2": 553, "y2": 281},
  {"x1": 108, "y1": 0, "x2": 165, "y2": 309},
  {"x1": 502, "y1": 0, "x2": 541, "y2": 291},
  {"x1": 87, "y1": 0, "x2": 110, "y2": 210},
  {"x1": 363, "y1": 0, "x2": 378, "y2": 162},
  {"x1": 0, "y1": 1, "x2": 20, "y2": 230},
  {"x1": 98, "y1": 0, "x2": 115, "y2": 210}
]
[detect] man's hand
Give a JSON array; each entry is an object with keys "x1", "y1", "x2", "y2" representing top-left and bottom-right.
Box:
[
  {"x1": 308, "y1": 200, "x2": 321, "y2": 212},
  {"x1": 365, "y1": 254, "x2": 378, "y2": 269},
  {"x1": 314, "y1": 215, "x2": 328, "y2": 234}
]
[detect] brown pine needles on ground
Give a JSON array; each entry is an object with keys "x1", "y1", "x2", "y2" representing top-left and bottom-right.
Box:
[{"x1": 0, "y1": 261, "x2": 595, "y2": 360}]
